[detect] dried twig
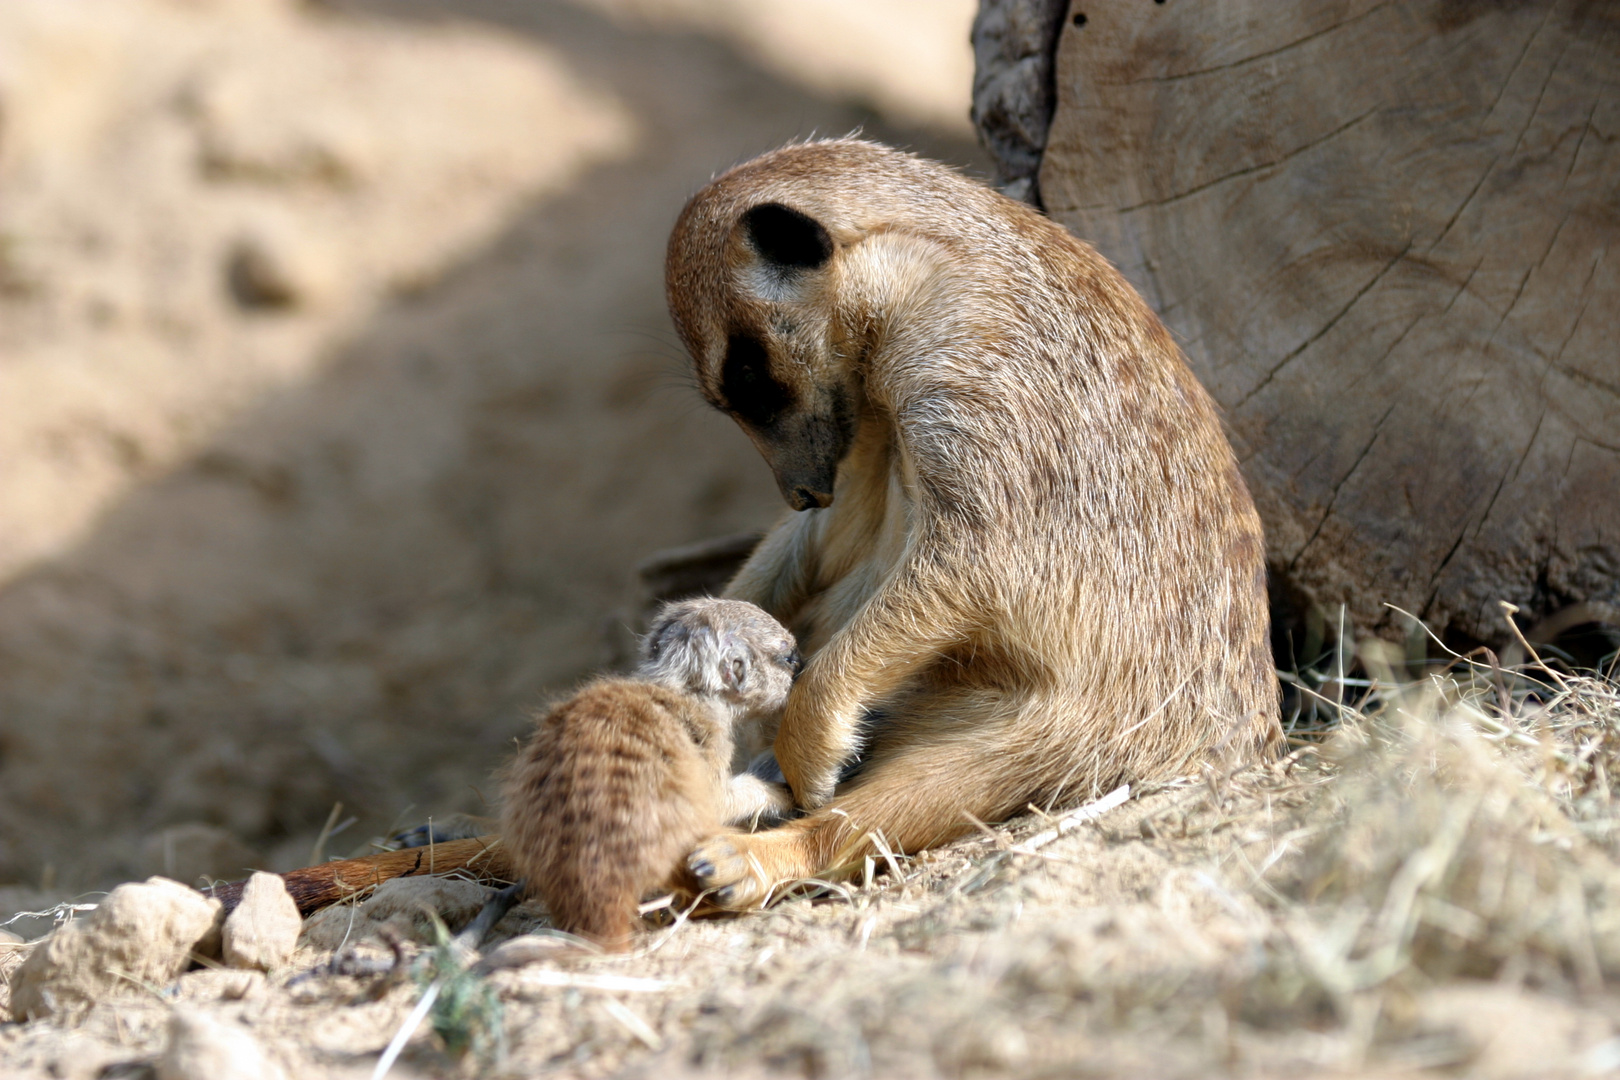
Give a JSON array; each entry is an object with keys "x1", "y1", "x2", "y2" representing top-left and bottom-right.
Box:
[{"x1": 1008, "y1": 784, "x2": 1131, "y2": 855}]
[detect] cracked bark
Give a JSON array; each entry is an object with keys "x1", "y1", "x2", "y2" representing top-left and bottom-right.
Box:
[
  {"x1": 983, "y1": 0, "x2": 1620, "y2": 646},
  {"x1": 970, "y1": 0, "x2": 1069, "y2": 206}
]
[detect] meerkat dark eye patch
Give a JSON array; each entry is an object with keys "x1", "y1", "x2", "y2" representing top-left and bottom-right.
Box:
[
  {"x1": 720, "y1": 333, "x2": 794, "y2": 429},
  {"x1": 742, "y1": 203, "x2": 833, "y2": 270}
]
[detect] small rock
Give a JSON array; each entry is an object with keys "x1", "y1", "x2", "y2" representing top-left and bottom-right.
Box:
[
  {"x1": 298, "y1": 876, "x2": 493, "y2": 951},
  {"x1": 0, "y1": 930, "x2": 26, "y2": 1019},
  {"x1": 158, "y1": 1007, "x2": 286, "y2": 1080},
  {"x1": 222, "y1": 873, "x2": 299, "y2": 972},
  {"x1": 357, "y1": 876, "x2": 494, "y2": 930},
  {"x1": 9, "y1": 877, "x2": 221, "y2": 1021},
  {"x1": 223, "y1": 223, "x2": 337, "y2": 311}
]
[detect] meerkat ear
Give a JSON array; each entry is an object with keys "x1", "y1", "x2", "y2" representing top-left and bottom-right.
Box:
[
  {"x1": 742, "y1": 203, "x2": 833, "y2": 270},
  {"x1": 718, "y1": 633, "x2": 749, "y2": 692}
]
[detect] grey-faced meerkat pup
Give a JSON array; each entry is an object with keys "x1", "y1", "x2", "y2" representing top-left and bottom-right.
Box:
[
  {"x1": 665, "y1": 138, "x2": 1282, "y2": 908},
  {"x1": 499, "y1": 598, "x2": 799, "y2": 949}
]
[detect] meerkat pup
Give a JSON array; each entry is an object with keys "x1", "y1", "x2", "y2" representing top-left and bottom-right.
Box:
[
  {"x1": 665, "y1": 138, "x2": 1282, "y2": 908},
  {"x1": 499, "y1": 598, "x2": 799, "y2": 949}
]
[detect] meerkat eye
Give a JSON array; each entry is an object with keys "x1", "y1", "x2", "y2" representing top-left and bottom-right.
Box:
[
  {"x1": 742, "y1": 203, "x2": 833, "y2": 269},
  {"x1": 646, "y1": 625, "x2": 670, "y2": 658},
  {"x1": 781, "y1": 648, "x2": 803, "y2": 675},
  {"x1": 721, "y1": 333, "x2": 793, "y2": 429}
]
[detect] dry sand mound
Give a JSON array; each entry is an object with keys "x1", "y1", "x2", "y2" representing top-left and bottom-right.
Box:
[{"x1": 3, "y1": 663, "x2": 1619, "y2": 1078}]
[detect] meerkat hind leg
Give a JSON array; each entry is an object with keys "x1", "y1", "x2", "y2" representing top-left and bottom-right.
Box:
[{"x1": 688, "y1": 732, "x2": 1023, "y2": 909}]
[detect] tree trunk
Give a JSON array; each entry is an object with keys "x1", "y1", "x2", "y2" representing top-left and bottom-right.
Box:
[{"x1": 978, "y1": 0, "x2": 1619, "y2": 650}]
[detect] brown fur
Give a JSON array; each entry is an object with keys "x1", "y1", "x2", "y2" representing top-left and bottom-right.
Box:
[
  {"x1": 664, "y1": 138, "x2": 1282, "y2": 908},
  {"x1": 500, "y1": 599, "x2": 798, "y2": 948}
]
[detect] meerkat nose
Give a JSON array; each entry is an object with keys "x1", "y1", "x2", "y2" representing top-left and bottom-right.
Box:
[{"x1": 792, "y1": 487, "x2": 832, "y2": 511}]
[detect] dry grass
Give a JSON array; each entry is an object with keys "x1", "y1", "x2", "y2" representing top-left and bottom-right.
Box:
[{"x1": 3, "y1": 615, "x2": 1619, "y2": 1078}]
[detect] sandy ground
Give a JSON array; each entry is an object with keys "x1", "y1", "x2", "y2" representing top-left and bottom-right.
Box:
[
  {"x1": 0, "y1": 0, "x2": 982, "y2": 891},
  {"x1": 7, "y1": 5, "x2": 1620, "y2": 1079},
  {"x1": 7, "y1": 690, "x2": 1620, "y2": 1080}
]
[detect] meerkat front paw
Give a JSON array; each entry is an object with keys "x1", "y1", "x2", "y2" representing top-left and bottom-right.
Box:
[
  {"x1": 722, "y1": 773, "x2": 795, "y2": 829},
  {"x1": 686, "y1": 826, "x2": 821, "y2": 910},
  {"x1": 773, "y1": 713, "x2": 847, "y2": 811},
  {"x1": 777, "y1": 753, "x2": 841, "y2": 811},
  {"x1": 686, "y1": 834, "x2": 773, "y2": 910}
]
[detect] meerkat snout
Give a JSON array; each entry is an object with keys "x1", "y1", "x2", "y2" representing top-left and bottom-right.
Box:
[{"x1": 672, "y1": 196, "x2": 859, "y2": 513}]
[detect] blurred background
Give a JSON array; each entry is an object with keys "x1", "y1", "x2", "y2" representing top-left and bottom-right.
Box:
[{"x1": 0, "y1": 0, "x2": 986, "y2": 901}]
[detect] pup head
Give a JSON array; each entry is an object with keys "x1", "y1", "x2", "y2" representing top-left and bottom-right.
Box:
[{"x1": 639, "y1": 597, "x2": 801, "y2": 718}]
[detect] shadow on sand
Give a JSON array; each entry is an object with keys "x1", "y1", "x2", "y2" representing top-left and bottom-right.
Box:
[{"x1": 0, "y1": 0, "x2": 986, "y2": 888}]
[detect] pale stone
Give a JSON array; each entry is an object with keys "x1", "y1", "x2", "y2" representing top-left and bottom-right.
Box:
[
  {"x1": 221, "y1": 872, "x2": 300, "y2": 972},
  {"x1": 222, "y1": 223, "x2": 339, "y2": 312},
  {"x1": 8, "y1": 877, "x2": 220, "y2": 1021}
]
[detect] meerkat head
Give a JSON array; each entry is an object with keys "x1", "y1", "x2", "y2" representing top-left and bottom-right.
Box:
[
  {"x1": 666, "y1": 139, "x2": 991, "y2": 511},
  {"x1": 670, "y1": 195, "x2": 854, "y2": 512},
  {"x1": 639, "y1": 597, "x2": 802, "y2": 719}
]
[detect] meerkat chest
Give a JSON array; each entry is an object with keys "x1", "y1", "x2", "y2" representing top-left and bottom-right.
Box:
[
  {"x1": 792, "y1": 481, "x2": 912, "y2": 652},
  {"x1": 793, "y1": 569, "x2": 881, "y2": 654}
]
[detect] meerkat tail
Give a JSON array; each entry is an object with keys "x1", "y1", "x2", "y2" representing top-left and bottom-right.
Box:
[{"x1": 201, "y1": 834, "x2": 515, "y2": 916}]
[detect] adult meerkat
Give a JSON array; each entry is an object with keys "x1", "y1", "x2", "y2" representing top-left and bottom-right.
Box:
[
  {"x1": 666, "y1": 138, "x2": 1281, "y2": 908},
  {"x1": 500, "y1": 598, "x2": 799, "y2": 948}
]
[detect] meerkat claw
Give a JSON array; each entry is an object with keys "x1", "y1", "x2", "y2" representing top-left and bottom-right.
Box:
[{"x1": 686, "y1": 835, "x2": 770, "y2": 910}]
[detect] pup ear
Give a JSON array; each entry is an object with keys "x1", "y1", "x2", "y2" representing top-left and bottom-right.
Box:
[
  {"x1": 742, "y1": 203, "x2": 833, "y2": 269},
  {"x1": 718, "y1": 633, "x2": 749, "y2": 692}
]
